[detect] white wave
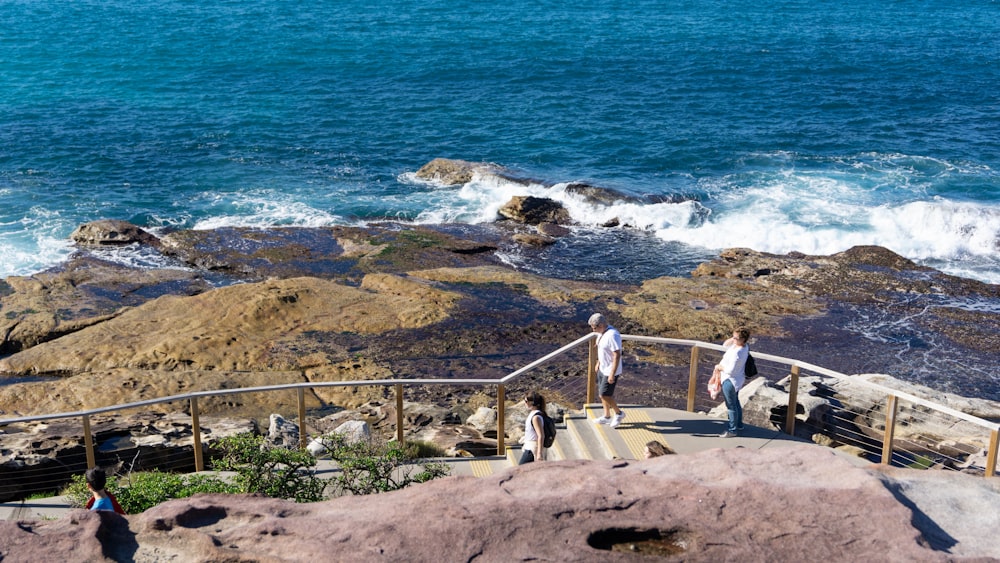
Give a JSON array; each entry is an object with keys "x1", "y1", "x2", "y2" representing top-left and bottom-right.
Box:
[
  {"x1": 191, "y1": 194, "x2": 347, "y2": 230},
  {"x1": 411, "y1": 173, "x2": 709, "y2": 230},
  {"x1": 654, "y1": 195, "x2": 1000, "y2": 284},
  {"x1": 0, "y1": 233, "x2": 73, "y2": 278},
  {"x1": 404, "y1": 166, "x2": 1000, "y2": 283}
]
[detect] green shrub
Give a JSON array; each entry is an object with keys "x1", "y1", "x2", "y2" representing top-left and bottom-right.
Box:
[
  {"x1": 315, "y1": 433, "x2": 450, "y2": 497},
  {"x1": 212, "y1": 433, "x2": 327, "y2": 503},
  {"x1": 62, "y1": 470, "x2": 237, "y2": 513}
]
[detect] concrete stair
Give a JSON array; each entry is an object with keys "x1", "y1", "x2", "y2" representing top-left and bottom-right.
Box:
[{"x1": 503, "y1": 403, "x2": 666, "y2": 468}]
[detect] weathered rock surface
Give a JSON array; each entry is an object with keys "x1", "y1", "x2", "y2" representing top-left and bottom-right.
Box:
[
  {"x1": 413, "y1": 158, "x2": 502, "y2": 186},
  {"x1": 69, "y1": 220, "x2": 160, "y2": 247},
  {"x1": 4, "y1": 446, "x2": 998, "y2": 562},
  {"x1": 0, "y1": 256, "x2": 211, "y2": 353},
  {"x1": 159, "y1": 225, "x2": 500, "y2": 280},
  {"x1": 0, "y1": 275, "x2": 461, "y2": 377},
  {"x1": 498, "y1": 195, "x2": 572, "y2": 225}
]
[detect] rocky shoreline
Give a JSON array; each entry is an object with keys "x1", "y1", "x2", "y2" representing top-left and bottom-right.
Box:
[{"x1": 1, "y1": 161, "x2": 999, "y2": 501}]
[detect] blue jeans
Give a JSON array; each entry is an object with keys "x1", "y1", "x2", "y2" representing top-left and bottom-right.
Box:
[{"x1": 722, "y1": 379, "x2": 743, "y2": 433}]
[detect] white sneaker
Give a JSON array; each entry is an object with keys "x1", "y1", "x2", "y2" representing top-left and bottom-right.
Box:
[
  {"x1": 593, "y1": 416, "x2": 611, "y2": 425},
  {"x1": 609, "y1": 411, "x2": 626, "y2": 428}
]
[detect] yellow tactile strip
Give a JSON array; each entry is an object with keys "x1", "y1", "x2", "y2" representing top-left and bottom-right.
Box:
[
  {"x1": 588, "y1": 407, "x2": 661, "y2": 460},
  {"x1": 615, "y1": 410, "x2": 661, "y2": 459},
  {"x1": 470, "y1": 459, "x2": 493, "y2": 478}
]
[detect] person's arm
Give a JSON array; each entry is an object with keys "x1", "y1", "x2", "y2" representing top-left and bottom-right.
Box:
[
  {"x1": 532, "y1": 414, "x2": 545, "y2": 459},
  {"x1": 718, "y1": 347, "x2": 738, "y2": 377}
]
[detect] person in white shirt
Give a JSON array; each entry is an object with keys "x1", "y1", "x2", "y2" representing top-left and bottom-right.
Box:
[
  {"x1": 714, "y1": 327, "x2": 750, "y2": 438},
  {"x1": 589, "y1": 313, "x2": 626, "y2": 428},
  {"x1": 519, "y1": 392, "x2": 548, "y2": 464}
]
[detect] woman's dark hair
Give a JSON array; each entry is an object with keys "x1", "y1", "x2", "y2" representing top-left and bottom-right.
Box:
[
  {"x1": 645, "y1": 440, "x2": 675, "y2": 457},
  {"x1": 85, "y1": 467, "x2": 107, "y2": 491},
  {"x1": 735, "y1": 327, "x2": 751, "y2": 344},
  {"x1": 524, "y1": 391, "x2": 547, "y2": 412}
]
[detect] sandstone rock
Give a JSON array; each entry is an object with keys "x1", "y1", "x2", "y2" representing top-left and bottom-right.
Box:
[
  {"x1": 332, "y1": 420, "x2": 370, "y2": 443},
  {"x1": 512, "y1": 232, "x2": 556, "y2": 246},
  {"x1": 563, "y1": 181, "x2": 635, "y2": 205},
  {"x1": 4, "y1": 446, "x2": 984, "y2": 561},
  {"x1": 414, "y1": 158, "x2": 496, "y2": 185},
  {"x1": 498, "y1": 195, "x2": 571, "y2": 225},
  {"x1": 306, "y1": 421, "x2": 370, "y2": 456},
  {"x1": 537, "y1": 222, "x2": 571, "y2": 237},
  {"x1": 70, "y1": 220, "x2": 159, "y2": 246},
  {"x1": 464, "y1": 406, "x2": 497, "y2": 433},
  {"x1": 266, "y1": 414, "x2": 300, "y2": 449},
  {"x1": 0, "y1": 257, "x2": 210, "y2": 353},
  {"x1": 614, "y1": 274, "x2": 823, "y2": 343},
  {"x1": 0, "y1": 276, "x2": 461, "y2": 377}
]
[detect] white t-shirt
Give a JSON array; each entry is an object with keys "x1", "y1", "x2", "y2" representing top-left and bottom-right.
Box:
[
  {"x1": 596, "y1": 326, "x2": 623, "y2": 377},
  {"x1": 524, "y1": 409, "x2": 546, "y2": 460},
  {"x1": 720, "y1": 343, "x2": 749, "y2": 391}
]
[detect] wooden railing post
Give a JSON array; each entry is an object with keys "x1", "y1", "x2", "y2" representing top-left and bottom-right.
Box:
[
  {"x1": 686, "y1": 346, "x2": 700, "y2": 412},
  {"x1": 986, "y1": 429, "x2": 999, "y2": 478},
  {"x1": 82, "y1": 414, "x2": 96, "y2": 469},
  {"x1": 881, "y1": 394, "x2": 899, "y2": 466},
  {"x1": 784, "y1": 365, "x2": 800, "y2": 435},
  {"x1": 496, "y1": 384, "x2": 506, "y2": 456},
  {"x1": 298, "y1": 388, "x2": 308, "y2": 450},
  {"x1": 191, "y1": 397, "x2": 204, "y2": 472},
  {"x1": 587, "y1": 338, "x2": 596, "y2": 405},
  {"x1": 395, "y1": 384, "x2": 405, "y2": 444}
]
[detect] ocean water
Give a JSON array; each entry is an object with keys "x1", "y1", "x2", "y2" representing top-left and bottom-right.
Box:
[
  {"x1": 1, "y1": 0, "x2": 999, "y2": 399},
  {"x1": 2, "y1": 0, "x2": 999, "y2": 285}
]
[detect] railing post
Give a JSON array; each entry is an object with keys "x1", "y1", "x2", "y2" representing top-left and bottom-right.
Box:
[
  {"x1": 298, "y1": 388, "x2": 308, "y2": 450},
  {"x1": 395, "y1": 384, "x2": 405, "y2": 444},
  {"x1": 587, "y1": 338, "x2": 596, "y2": 406},
  {"x1": 686, "y1": 346, "x2": 700, "y2": 412},
  {"x1": 82, "y1": 414, "x2": 96, "y2": 469},
  {"x1": 784, "y1": 365, "x2": 800, "y2": 435},
  {"x1": 496, "y1": 384, "x2": 506, "y2": 456},
  {"x1": 191, "y1": 397, "x2": 204, "y2": 472},
  {"x1": 986, "y1": 429, "x2": 999, "y2": 478},
  {"x1": 881, "y1": 394, "x2": 899, "y2": 466}
]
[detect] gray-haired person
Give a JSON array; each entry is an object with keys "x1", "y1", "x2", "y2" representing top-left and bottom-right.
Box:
[{"x1": 589, "y1": 313, "x2": 625, "y2": 428}]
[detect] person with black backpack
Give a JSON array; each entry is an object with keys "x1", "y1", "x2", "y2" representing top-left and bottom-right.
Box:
[
  {"x1": 519, "y1": 392, "x2": 554, "y2": 464},
  {"x1": 713, "y1": 327, "x2": 751, "y2": 438}
]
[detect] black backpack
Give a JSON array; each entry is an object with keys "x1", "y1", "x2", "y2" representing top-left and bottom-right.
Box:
[
  {"x1": 535, "y1": 412, "x2": 557, "y2": 448},
  {"x1": 745, "y1": 353, "x2": 759, "y2": 378}
]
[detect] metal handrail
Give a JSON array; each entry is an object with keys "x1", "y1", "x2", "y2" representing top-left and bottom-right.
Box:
[{"x1": 2, "y1": 333, "x2": 997, "y2": 478}]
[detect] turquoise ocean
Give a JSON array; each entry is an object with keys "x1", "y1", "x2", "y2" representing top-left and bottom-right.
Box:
[
  {"x1": 1, "y1": 0, "x2": 999, "y2": 396},
  {"x1": 2, "y1": 0, "x2": 998, "y2": 283}
]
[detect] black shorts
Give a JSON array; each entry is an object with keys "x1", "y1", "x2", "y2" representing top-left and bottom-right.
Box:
[{"x1": 598, "y1": 374, "x2": 618, "y2": 397}]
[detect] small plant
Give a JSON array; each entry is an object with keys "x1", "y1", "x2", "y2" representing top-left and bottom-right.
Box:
[
  {"x1": 315, "y1": 433, "x2": 450, "y2": 497},
  {"x1": 402, "y1": 439, "x2": 446, "y2": 459},
  {"x1": 62, "y1": 470, "x2": 237, "y2": 513},
  {"x1": 212, "y1": 433, "x2": 327, "y2": 503}
]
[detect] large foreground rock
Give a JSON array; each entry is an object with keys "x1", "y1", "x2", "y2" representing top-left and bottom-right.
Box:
[{"x1": 4, "y1": 446, "x2": 998, "y2": 562}]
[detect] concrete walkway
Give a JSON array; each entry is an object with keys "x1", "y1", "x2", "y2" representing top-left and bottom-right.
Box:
[{"x1": 1, "y1": 404, "x2": 858, "y2": 521}]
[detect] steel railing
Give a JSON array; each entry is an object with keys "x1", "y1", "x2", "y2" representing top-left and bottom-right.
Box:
[{"x1": 1, "y1": 332, "x2": 997, "y2": 500}]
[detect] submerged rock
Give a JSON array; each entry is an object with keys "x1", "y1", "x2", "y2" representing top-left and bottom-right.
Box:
[{"x1": 498, "y1": 195, "x2": 571, "y2": 225}]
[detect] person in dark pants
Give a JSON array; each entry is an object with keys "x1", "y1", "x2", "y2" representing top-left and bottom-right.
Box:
[{"x1": 714, "y1": 327, "x2": 750, "y2": 438}]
